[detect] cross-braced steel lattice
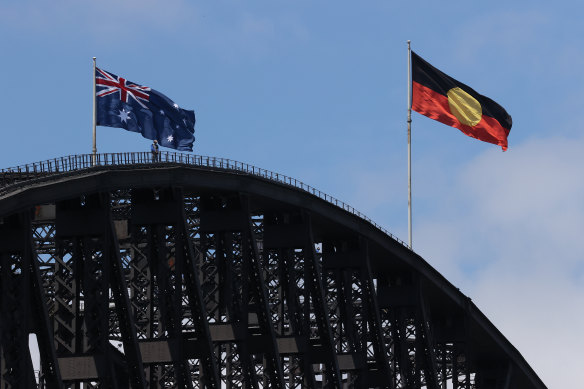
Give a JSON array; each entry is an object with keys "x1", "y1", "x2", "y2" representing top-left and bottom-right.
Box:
[{"x1": 0, "y1": 161, "x2": 546, "y2": 389}]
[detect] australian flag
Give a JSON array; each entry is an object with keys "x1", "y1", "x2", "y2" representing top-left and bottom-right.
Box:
[{"x1": 96, "y1": 68, "x2": 195, "y2": 151}]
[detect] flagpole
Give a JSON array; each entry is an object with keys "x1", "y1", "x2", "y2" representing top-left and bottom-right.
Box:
[
  {"x1": 407, "y1": 41, "x2": 413, "y2": 249},
  {"x1": 92, "y1": 57, "x2": 97, "y2": 166}
]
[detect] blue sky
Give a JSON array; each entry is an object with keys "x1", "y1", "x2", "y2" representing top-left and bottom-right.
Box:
[{"x1": 2, "y1": 1, "x2": 583, "y2": 386}]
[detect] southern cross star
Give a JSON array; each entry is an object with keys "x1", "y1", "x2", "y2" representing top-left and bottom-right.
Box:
[
  {"x1": 159, "y1": 109, "x2": 165, "y2": 115},
  {"x1": 167, "y1": 135, "x2": 174, "y2": 143},
  {"x1": 173, "y1": 103, "x2": 179, "y2": 110},
  {"x1": 118, "y1": 109, "x2": 131, "y2": 123}
]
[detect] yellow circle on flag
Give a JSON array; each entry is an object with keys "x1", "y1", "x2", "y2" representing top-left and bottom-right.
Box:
[{"x1": 447, "y1": 87, "x2": 482, "y2": 126}]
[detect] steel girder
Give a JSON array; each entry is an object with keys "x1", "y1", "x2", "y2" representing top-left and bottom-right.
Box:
[{"x1": 0, "y1": 169, "x2": 547, "y2": 389}]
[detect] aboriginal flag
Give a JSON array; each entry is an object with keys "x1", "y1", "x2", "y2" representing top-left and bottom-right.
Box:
[{"x1": 411, "y1": 51, "x2": 512, "y2": 150}]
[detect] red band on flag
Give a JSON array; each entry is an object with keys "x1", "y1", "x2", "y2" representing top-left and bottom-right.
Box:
[{"x1": 412, "y1": 81, "x2": 509, "y2": 151}]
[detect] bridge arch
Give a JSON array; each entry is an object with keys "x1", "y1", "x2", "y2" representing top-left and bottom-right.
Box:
[{"x1": 0, "y1": 153, "x2": 545, "y2": 388}]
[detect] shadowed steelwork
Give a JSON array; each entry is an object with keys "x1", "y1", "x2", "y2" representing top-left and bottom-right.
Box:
[{"x1": 0, "y1": 153, "x2": 546, "y2": 388}]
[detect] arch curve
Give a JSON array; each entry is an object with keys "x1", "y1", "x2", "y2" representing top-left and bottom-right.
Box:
[{"x1": 0, "y1": 154, "x2": 545, "y2": 388}]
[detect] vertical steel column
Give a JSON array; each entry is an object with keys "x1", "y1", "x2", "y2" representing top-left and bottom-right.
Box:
[
  {"x1": 359, "y1": 240, "x2": 394, "y2": 388},
  {"x1": 197, "y1": 225, "x2": 224, "y2": 384},
  {"x1": 52, "y1": 226, "x2": 80, "y2": 356},
  {"x1": 219, "y1": 229, "x2": 256, "y2": 388},
  {"x1": 176, "y1": 189, "x2": 220, "y2": 388},
  {"x1": 0, "y1": 213, "x2": 37, "y2": 388},
  {"x1": 132, "y1": 188, "x2": 193, "y2": 388},
  {"x1": 417, "y1": 278, "x2": 439, "y2": 389},
  {"x1": 54, "y1": 194, "x2": 127, "y2": 387},
  {"x1": 377, "y1": 273, "x2": 417, "y2": 388},
  {"x1": 263, "y1": 210, "x2": 342, "y2": 388},
  {"x1": 339, "y1": 267, "x2": 360, "y2": 385},
  {"x1": 321, "y1": 240, "x2": 362, "y2": 386},
  {"x1": 302, "y1": 212, "x2": 341, "y2": 388},
  {"x1": 82, "y1": 235, "x2": 120, "y2": 388},
  {"x1": 239, "y1": 194, "x2": 286, "y2": 388},
  {"x1": 321, "y1": 238, "x2": 399, "y2": 387},
  {"x1": 105, "y1": 197, "x2": 147, "y2": 388},
  {"x1": 192, "y1": 193, "x2": 266, "y2": 386},
  {"x1": 28, "y1": 212, "x2": 64, "y2": 388},
  {"x1": 283, "y1": 246, "x2": 318, "y2": 387},
  {"x1": 198, "y1": 194, "x2": 284, "y2": 388}
]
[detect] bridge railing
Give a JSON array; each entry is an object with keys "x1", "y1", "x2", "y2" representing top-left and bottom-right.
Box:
[{"x1": 0, "y1": 152, "x2": 409, "y2": 248}]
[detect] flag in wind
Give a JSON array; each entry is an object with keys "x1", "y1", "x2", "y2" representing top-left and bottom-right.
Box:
[
  {"x1": 96, "y1": 68, "x2": 196, "y2": 151},
  {"x1": 411, "y1": 52, "x2": 512, "y2": 150}
]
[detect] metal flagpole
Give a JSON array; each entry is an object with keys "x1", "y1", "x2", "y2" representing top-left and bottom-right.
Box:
[
  {"x1": 92, "y1": 57, "x2": 97, "y2": 166},
  {"x1": 407, "y1": 41, "x2": 413, "y2": 249}
]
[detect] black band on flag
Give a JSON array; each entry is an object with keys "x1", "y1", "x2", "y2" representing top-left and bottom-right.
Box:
[{"x1": 411, "y1": 51, "x2": 512, "y2": 150}]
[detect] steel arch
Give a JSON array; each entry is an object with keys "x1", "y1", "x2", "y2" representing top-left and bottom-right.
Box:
[{"x1": 0, "y1": 154, "x2": 546, "y2": 388}]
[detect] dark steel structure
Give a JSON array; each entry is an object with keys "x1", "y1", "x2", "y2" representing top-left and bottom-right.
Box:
[{"x1": 0, "y1": 153, "x2": 546, "y2": 388}]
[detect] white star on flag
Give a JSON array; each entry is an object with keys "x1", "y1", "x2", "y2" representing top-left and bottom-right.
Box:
[
  {"x1": 167, "y1": 135, "x2": 174, "y2": 142},
  {"x1": 173, "y1": 103, "x2": 179, "y2": 109},
  {"x1": 117, "y1": 109, "x2": 131, "y2": 123},
  {"x1": 159, "y1": 109, "x2": 165, "y2": 115}
]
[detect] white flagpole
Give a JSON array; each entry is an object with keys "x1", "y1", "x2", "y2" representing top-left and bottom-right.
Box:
[
  {"x1": 407, "y1": 41, "x2": 413, "y2": 249},
  {"x1": 92, "y1": 57, "x2": 97, "y2": 166}
]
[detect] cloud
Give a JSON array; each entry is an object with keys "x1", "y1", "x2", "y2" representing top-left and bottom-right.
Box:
[
  {"x1": 416, "y1": 134, "x2": 584, "y2": 388},
  {"x1": 460, "y1": 136, "x2": 584, "y2": 269},
  {"x1": 471, "y1": 265, "x2": 584, "y2": 388}
]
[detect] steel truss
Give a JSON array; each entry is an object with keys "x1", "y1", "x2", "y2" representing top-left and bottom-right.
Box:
[{"x1": 0, "y1": 172, "x2": 545, "y2": 388}]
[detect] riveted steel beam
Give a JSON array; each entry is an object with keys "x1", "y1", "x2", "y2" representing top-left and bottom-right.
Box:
[
  {"x1": 240, "y1": 194, "x2": 286, "y2": 388},
  {"x1": 0, "y1": 212, "x2": 37, "y2": 388},
  {"x1": 131, "y1": 188, "x2": 194, "y2": 388},
  {"x1": 0, "y1": 164, "x2": 549, "y2": 389},
  {"x1": 303, "y1": 213, "x2": 341, "y2": 388},
  {"x1": 418, "y1": 277, "x2": 439, "y2": 389},
  {"x1": 359, "y1": 240, "x2": 395, "y2": 388},
  {"x1": 105, "y1": 194, "x2": 148, "y2": 388},
  {"x1": 176, "y1": 188, "x2": 221, "y2": 388}
]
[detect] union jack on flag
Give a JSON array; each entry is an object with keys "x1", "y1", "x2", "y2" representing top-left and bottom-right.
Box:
[
  {"x1": 95, "y1": 67, "x2": 196, "y2": 152},
  {"x1": 96, "y1": 68, "x2": 151, "y2": 109}
]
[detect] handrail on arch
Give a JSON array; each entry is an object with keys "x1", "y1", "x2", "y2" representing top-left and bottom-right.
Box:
[{"x1": 0, "y1": 151, "x2": 409, "y2": 249}]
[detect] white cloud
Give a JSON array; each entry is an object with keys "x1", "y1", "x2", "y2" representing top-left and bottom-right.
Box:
[
  {"x1": 416, "y1": 134, "x2": 584, "y2": 388},
  {"x1": 471, "y1": 267, "x2": 584, "y2": 388}
]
